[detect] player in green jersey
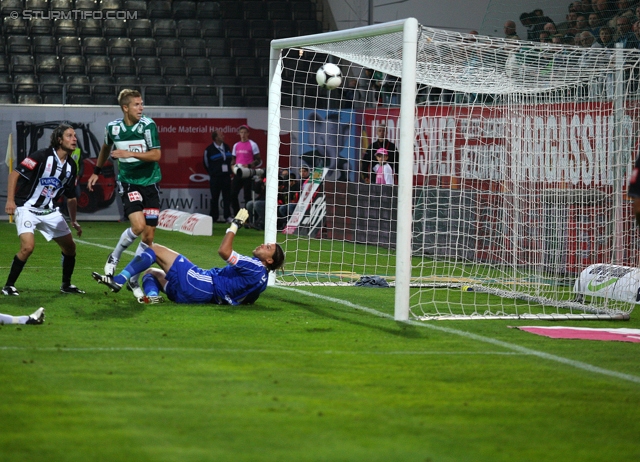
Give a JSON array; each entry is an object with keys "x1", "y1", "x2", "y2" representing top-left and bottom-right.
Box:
[{"x1": 87, "y1": 89, "x2": 162, "y2": 303}]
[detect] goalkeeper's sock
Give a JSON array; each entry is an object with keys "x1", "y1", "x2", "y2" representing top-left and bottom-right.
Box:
[
  {"x1": 112, "y1": 228, "x2": 138, "y2": 261},
  {"x1": 142, "y1": 273, "x2": 161, "y2": 297},
  {"x1": 114, "y1": 248, "x2": 156, "y2": 286},
  {"x1": 129, "y1": 241, "x2": 150, "y2": 287}
]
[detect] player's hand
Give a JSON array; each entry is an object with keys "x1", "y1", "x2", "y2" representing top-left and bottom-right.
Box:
[
  {"x1": 71, "y1": 221, "x2": 82, "y2": 237},
  {"x1": 233, "y1": 209, "x2": 249, "y2": 228}
]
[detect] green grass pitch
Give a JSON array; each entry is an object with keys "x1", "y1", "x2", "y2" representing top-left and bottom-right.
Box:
[{"x1": 0, "y1": 221, "x2": 639, "y2": 462}]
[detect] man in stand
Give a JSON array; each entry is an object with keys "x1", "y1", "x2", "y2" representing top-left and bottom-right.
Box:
[
  {"x1": 204, "y1": 130, "x2": 233, "y2": 223},
  {"x1": 3, "y1": 123, "x2": 84, "y2": 295},
  {"x1": 87, "y1": 89, "x2": 162, "y2": 303}
]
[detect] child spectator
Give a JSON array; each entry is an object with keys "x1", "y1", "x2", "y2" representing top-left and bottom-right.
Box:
[{"x1": 373, "y1": 148, "x2": 394, "y2": 185}]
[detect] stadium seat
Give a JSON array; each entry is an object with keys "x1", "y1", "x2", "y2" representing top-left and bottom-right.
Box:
[
  {"x1": 190, "y1": 75, "x2": 216, "y2": 96},
  {"x1": 292, "y1": 1, "x2": 316, "y2": 20},
  {"x1": 267, "y1": 1, "x2": 290, "y2": 20},
  {"x1": 196, "y1": 1, "x2": 221, "y2": 19},
  {"x1": 297, "y1": 20, "x2": 322, "y2": 36},
  {"x1": 43, "y1": 94, "x2": 63, "y2": 104},
  {"x1": 29, "y1": 18, "x2": 53, "y2": 36},
  {"x1": 186, "y1": 57, "x2": 211, "y2": 76},
  {"x1": 224, "y1": 19, "x2": 248, "y2": 38},
  {"x1": 33, "y1": 35, "x2": 57, "y2": 55},
  {"x1": 211, "y1": 57, "x2": 233, "y2": 76},
  {"x1": 253, "y1": 38, "x2": 270, "y2": 58},
  {"x1": 132, "y1": 37, "x2": 157, "y2": 57},
  {"x1": 7, "y1": 36, "x2": 32, "y2": 55},
  {"x1": 108, "y1": 37, "x2": 132, "y2": 56},
  {"x1": 243, "y1": 1, "x2": 267, "y2": 20},
  {"x1": 176, "y1": 19, "x2": 201, "y2": 38},
  {"x1": 128, "y1": 19, "x2": 153, "y2": 38},
  {"x1": 161, "y1": 57, "x2": 187, "y2": 76},
  {"x1": 68, "y1": 94, "x2": 94, "y2": 105},
  {"x1": 124, "y1": 0, "x2": 147, "y2": 18},
  {"x1": 111, "y1": 56, "x2": 136, "y2": 77},
  {"x1": 13, "y1": 74, "x2": 39, "y2": 94},
  {"x1": 39, "y1": 74, "x2": 64, "y2": 95},
  {"x1": 0, "y1": 37, "x2": 5, "y2": 55},
  {"x1": 166, "y1": 76, "x2": 190, "y2": 96},
  {"x1": 90, "y1": 75, "x2": 117, "y2": 95},
  {"x1": 0, "y1": 55, "x2": 8, "y2": 74},
  {"x1": 18, "y1": 94, "x2": 44, "y2": 105},
  {"x1": 240, "y1": 76, "x2": 267, "y2": 97},
  {"x1": 78, "y1": 19, "x2": 103, "y2": 37},
  {"x1": 57, "y1": 36, "x2": 82, "y2": 55},
  {"x1": 272, "y1": 20, "x2": 296, "y2": 39},
  {"x1": 244, "y1": 96, "x2": 268, "y2": 107},
  {"x1": 61, "y1": 55, "x2": 86, "y2": 74},
  {"x1": 147, "y1": 0, "x2": 172, "y2": 19},
  {"x1": 82, "y1": 37, "x2": 108, "y2": 56},
  {"x1": 192, "y1": 95, "x2": 219, "y2": 106},
  {"x1": 0, "y1": 93, "x2": 15, "y2": 104},
  {"x1": 144, "y1": 94, "x2": 169, "y2": 105},
  {"x1": 50, "y1": 0, "x2": 73, "y2": 12},
  {"x1": 181, "y1": 38, "x2": 206, "y2": 57},
  {"x1": 156, "y1": 38, "x2": 181, "y2": 57},
  {"x1": 234, "y1": 57, "x2": 257, "y2": 77},
  {"x1": 94, "y1": 94, "x2": 118, "y2": 105},
  {"x1": 10, "y1": 54, "x2": 35, "y2": 74},
  {"x1": 169, "y1": 95, "x2": 193, "y2": 106},
  {"x1": 3, "y1": 17, "x2": 28, "y2": 35},
  {"x1": 116, "y1": 75, "x2": 140, "y2": 92},
  {"x1": 26, "y1": 0, "x2": 51, "y2": 9},
  {"x1": 99, "y1": 0, "x2": 123, "y2": 13},
  {"x1": 103, "y1": 19, "x2": 128, "y2": 38},
  {"x1": 153, "y1": 19, "x2": 177, "y2": 38},
  {"x1": 220, "y1": 1, "x2": 242, "y2": 19},
  {"x1": 0, "y1": 73, "x2": 12, "y2": 93},
  {"x1": 249, "y1": 20, "x2": 272, "y2": 39},
  {"x1": 205, "y1": 37, "x2": 228, "y2": 57},
  {"x1": 229, "y1": 38, "x2": 252, "y2": 57},
  {"x1": 53, "y1": 19, "x2": 77, "y2": 36},
  {"x1": 221, "y1": 95, "x2": 244, "y2": 107},
  {"x1": 65, "y1": 75, "x2": 91, "y2": 94},
  {"x1": 201, "y1": 19, "x2": 224, "y2": 38},
  {"x1": 1, "y1": 0, "x2": 23, "y2": 16},
  {"x1": 75, "y1": 0, "x2": 98, "y2": 12},
  {"x1": 213, "y1": 75, "x2": 240, "y2": 96},
  {"x1": 172, "y1": 0, "x2": 196, "y2": 20},
  {"x1": 137, "y1": 57, "x2": 162, "y2": 76},
  {"x1": 140, "y1": 75, "x2": 166, "y2": 95},
  {"x1": 35, "y1": 55, "x2": 61, "y2": 74},
  {"x1": 86, "y1": 55, "x2": 111, "y2": 75}
]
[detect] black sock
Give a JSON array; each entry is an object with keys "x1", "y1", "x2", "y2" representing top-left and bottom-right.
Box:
[
  {"x1": 61, "y1": 253, "x2": 76, "y2": 286},
  {"x1": 5, "y1": 255, "x2": 26, "y2": 287}
]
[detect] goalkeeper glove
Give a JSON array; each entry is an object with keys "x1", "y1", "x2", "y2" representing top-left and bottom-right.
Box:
[{"x1": 227, "y1": 208, "x2": 249, "y2": 234}]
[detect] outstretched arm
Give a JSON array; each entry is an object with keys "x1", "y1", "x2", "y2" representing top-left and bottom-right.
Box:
[{"x1": 218, "y1": 209, "x2": 249, "y2": 261}]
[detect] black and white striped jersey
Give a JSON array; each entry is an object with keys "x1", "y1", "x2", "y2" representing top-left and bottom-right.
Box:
[{"x1": 14, "y1": 147, "x2": 78, "y2": 209}]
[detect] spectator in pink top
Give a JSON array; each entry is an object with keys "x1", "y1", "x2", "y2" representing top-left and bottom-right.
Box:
[
  {"x1": 231, "y1": 125, "x2": 262, "y2": 216},
  {"x1": 372, "y1": 148, "x2": 394, "y2": 185}
]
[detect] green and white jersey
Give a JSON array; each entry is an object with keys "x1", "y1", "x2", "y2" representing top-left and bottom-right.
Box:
[{"x1": 104, "y1": 116, "x2": 162, "y2": 186}]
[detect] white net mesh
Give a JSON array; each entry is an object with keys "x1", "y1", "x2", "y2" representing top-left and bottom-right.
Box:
[{"x1": 270, "y1": 22, "x2": 640, "y2": 320}]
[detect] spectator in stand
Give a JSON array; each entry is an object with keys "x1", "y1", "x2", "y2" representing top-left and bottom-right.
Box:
[
  {"x1": 588, "y1": 12, "x2": 603, "y2": 36},
  {"x1": 633, "y1": 20, "x2": 640, "y2": 48},
  {"x1": 278, "y1": 166, "x2": 308, "y2": 224},
  {"x1": 203, "y1": 130, "x2": 233, "y2": 224},
  {"x1": 581, "y1": 0, "x2": 594, "y2": 14},
  {"x1": 544, "y1": 22, "x2": 559, "y2": 37},
  {"x1": 360, "y1": 124, "x2": 397, "y2": 184},
  {"x1": 520, "y1": 12, "x2": 538, "y2": 41},
  {"x1": 575, "y1": 14, "x2": 590, "y2": 34},
  {"x1": 593, "y1": 0, "x2": 616, "y2": 24},
  {"x1": 552, "y1": 34, "x2": 565, "y2": 44},
  {"x1": 231, "y1": 125, "x2": 261, "y2": 216},
  {"x1": 503, "y1": 20, "x2": 517, "y2": 38},
  {"x1": 246, "y1": 176, "x2": 266, "y2": 230},
  {"x1": 557, "y1": 10, "x2": 578, "y2": 36},
  {"x1": 615, "y1": 15, "x2": 638, "y2": 47},
  {"x1": 372, "y1": 148, "x2": 394, "y2": 185},
  {"x1": 598, "y1": 25, "x2": 616, "y2": 47},
  {"x1": 530, "y1": 9, "x2": 554, "y2": 41},
  {"x1": 579, "y1": 30, "x2": 598, "y2": 47},
  {"x1": 538, "y1": 30, "x2": 552, "y2": 43}
]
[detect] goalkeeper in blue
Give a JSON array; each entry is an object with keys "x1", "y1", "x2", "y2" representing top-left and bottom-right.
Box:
[{"x1": 91, "y1": 209, "x2": 285, "y2": 305}]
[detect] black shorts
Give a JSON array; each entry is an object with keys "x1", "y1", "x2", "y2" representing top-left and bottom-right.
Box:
[
  {"x1": 118, "y1": 182, "x2": 161, "y2": 227},
  {"x1": 629, "y1": 156, "x2": 640, "y2": 198}
]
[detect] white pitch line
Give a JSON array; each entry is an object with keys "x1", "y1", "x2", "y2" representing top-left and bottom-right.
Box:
[{"x1": 276, "y1": 286, "x2": 640, "y2": 385}]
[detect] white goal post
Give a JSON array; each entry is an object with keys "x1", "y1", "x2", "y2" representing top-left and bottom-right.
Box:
[{"x1": 265, "y1": 17, "x2": 640, "y2": 321}]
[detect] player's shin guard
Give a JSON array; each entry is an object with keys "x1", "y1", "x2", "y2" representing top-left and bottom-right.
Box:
[{"x1": 142, "y1": 273, "x2": 161, "y2": 297}]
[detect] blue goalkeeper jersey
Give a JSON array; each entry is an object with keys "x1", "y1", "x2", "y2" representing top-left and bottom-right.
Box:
[{"x1": 165, "y1": 252, "x2": 269, "y2": 305}]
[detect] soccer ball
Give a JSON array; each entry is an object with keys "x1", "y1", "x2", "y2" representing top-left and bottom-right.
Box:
[{"x1": 316, "y1": 63, "x2": 342, "y2": 90}]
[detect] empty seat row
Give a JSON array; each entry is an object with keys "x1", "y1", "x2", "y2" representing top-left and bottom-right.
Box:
[
  {"x1": 1, "y1": 54, "x2": 268, "y2": 77},
  {"x1": 1, "y1": 16, "x2": 320, "y2": 39},
  {"x1": 0, "y1": 36, "x2": 271, "y2": 59}
]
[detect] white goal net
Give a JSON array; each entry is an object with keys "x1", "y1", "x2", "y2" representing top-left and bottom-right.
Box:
[{"x1": 265, "y1": 18, "x2": 640, "y2": 321}]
